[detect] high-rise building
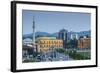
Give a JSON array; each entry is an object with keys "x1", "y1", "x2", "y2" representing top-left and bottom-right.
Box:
[
  {"x1": 71, "y1": 33, "x2": 78, "y2": 40},
  {"x1": 58, "y1": 29, "x2": 68, "y2": 49}
]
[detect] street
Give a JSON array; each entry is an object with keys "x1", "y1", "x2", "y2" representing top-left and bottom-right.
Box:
[{"x1": 35, "y1": 51, "x2": 73, "y2": 62}]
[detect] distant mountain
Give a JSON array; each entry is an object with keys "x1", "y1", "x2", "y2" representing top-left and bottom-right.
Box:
[
  {"x1": 23, "y1": 32, "x2": 50, "y2": 39},
  {"x1": 23, "y1": 30, "x2": 91, "y2": 39},
  {"x1": 23, "y1": 32, "x2": 58, "y2": 39},
  {"x1": 77, "y1": 30, "x2": 91, "y2": 37},
  {"x1": 50, "y1": 32, "x2": 58, "y2": 37},
  {"x1": 35, "y1": 31, "x2": 50, "y2": 36}
]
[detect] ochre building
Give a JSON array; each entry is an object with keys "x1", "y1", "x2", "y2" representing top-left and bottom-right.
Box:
[{"x1": 36, "y1": 37, "x2": 63, "y2": 52}]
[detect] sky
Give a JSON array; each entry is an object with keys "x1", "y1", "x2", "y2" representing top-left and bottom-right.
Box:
[{"x1": 22, "y1": 10, "x2": 91, "y2": 35}]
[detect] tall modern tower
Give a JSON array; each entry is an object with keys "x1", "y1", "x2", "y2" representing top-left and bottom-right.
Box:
[
  {"x1": 33, "y1": 17, "x2": 35, "y2": 45},
  {"x1": 58, "y1": 29, "x2": 68, "y2": 49},
  {"x1": 71, "y1": 33, "x2": 78, "y2": 40}
]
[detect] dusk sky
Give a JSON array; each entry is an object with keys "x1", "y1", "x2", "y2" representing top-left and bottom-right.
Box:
[{"x1": 22, "y1": 10, "x2": 91, "y2": 35}]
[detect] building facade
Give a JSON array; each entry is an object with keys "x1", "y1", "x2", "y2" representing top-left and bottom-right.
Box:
[
  {"x1": 58, "y1": 29, "x2": 68, "y2": 49},
  {"x1": 36, "y1": 37, "x2": 63, "y2": 52},
  {"x1": 78, "y1": 37, "x2": 91, "y2": 49},
  {"x1": 71, "y1": 33, "x2": 78, "y2": 40}
]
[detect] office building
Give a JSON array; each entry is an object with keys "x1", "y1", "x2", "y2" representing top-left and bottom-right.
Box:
[
  {"x1": 78, "y1": 36, "x2": 91, "y2": 49},
  {"x1": 58, "y1": 29, "x2": 68, "y2": 49}
]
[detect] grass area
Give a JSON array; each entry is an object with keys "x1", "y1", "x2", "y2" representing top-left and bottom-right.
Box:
[
  {"x1": 68, "y1": 52, "x2": 91, "y2": 60},
  {"x1": 76, "y1": 52, "x2": 91, "y2": 59},
  {"x1": 56, "y1": 48, "x2": 91, "y2": 60}
]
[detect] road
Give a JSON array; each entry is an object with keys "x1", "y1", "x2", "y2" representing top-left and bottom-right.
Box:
[{"x1": 36, "y1": 51, "x2": 73, "y2": 62}]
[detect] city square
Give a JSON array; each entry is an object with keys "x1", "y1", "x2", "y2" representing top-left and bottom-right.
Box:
[{"x1": 22, "y1": 10, "x2": 91, "y2": 63}]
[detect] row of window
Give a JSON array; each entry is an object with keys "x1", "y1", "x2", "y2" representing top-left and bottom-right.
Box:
[
  {"x1": 38, "y1": 40, "x2": 63, "y2": 44},
  {"x1": 40, "y1": 44, "x2": 63, "y2": 48}
]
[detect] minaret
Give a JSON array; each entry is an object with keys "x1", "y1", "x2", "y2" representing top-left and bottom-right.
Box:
[{"x1": 33, "y1": 17, "x2": 35, "y2": 45}]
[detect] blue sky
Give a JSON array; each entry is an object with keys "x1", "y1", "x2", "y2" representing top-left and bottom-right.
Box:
[{"x1": 22, "y1": 10, "x2": 91, "y2": 35}]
